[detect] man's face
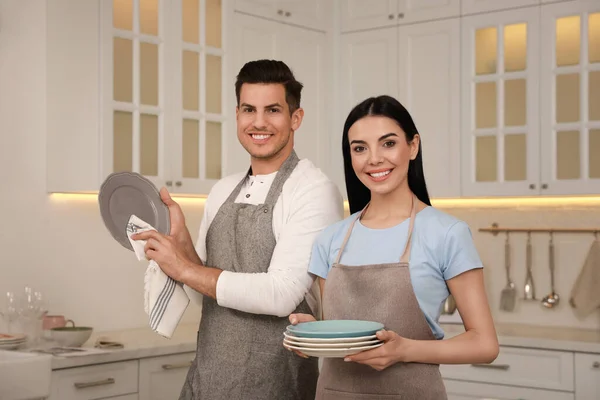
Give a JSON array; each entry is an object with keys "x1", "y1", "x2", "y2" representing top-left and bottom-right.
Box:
[{"x1": 236, "y1": 83, "x2": 303, "y2": 162}]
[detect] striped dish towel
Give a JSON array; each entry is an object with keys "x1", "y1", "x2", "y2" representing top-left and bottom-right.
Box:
[{"x1": 127, "y1": 215, "x2": 189, "y2": 338}]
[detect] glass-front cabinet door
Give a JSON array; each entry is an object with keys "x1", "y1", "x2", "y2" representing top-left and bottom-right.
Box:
[
  {"x1": 461, "y1": 7, "x2": 540, "y2": 196},
  {"x1": 102, "y1": 0, "x2": 226, "y2": 195},
  {"x1": 540, "y1": 0, "x2": 600, "y2": 195}
]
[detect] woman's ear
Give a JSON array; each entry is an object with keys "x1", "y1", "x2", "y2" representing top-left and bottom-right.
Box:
[{"x1": 410, "y1": 134, "x2": 420, "y2": 160}]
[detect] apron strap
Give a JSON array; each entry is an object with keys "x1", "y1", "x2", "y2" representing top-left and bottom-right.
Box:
[
  {"x1": 333, "y1": 207, "x2": 364, "y2": 265},
  {"x1": 263, "y1": 150, "x2": 300, "y2": 206},
  {"x1": 399, "y1": 194, "x2": 417, "y2": 264}
]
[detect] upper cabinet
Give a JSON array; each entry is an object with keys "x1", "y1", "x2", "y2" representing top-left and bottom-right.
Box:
[
  {"x1": 540, "y1": 0, "x2": 600, "y2": 195},
  {"x1": 233, "y1": 0, "x2": 332, "y2": 31},
  {"x1": 339, "y1": 0, "x2": 460, "y2": 33},
  {"x1": 47, "y1": 0, "x2": 228, "y2": 196},
  {"x1": 461, "y1": 0, "x2": 540, "y2": 16}
]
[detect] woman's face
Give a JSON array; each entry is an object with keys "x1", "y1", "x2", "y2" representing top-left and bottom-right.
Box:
[{"x1": 348, "y1": 115, "x2": 419, "y2": 196}]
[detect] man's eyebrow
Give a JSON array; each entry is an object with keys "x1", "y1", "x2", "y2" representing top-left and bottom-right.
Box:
[
  {"x1": 265, "y1": 103, "x2": 283, "y2": 108},
  {"x1": 240, "y1": 103, "x2": 255, "y2": 108}
]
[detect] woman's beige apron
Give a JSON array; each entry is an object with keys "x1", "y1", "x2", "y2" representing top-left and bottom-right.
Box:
[{"x1": 316, "y1": 195, "x2": 447, "y2": 399}]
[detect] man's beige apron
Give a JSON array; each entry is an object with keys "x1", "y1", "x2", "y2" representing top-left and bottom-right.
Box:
[{"x1": 316, "y1": 195, "x2": 447, "y2": 399}]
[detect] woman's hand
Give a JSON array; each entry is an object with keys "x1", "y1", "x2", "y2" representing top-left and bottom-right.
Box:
[
  {"x1": 284, "y1": 313, "x2": 317, "y2": 358},
  {"x1": 343, "y1": 329, "x2": 410, "y2": 371}
]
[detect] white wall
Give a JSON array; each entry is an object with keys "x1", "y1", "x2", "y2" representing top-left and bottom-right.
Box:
[{"x1": 0, "y1": 1, "x2": 598, "y2": 335}]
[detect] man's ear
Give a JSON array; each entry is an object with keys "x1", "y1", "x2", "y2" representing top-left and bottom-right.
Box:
[{"x1": 291, "y1": 107, "x2": 304, "y2": 131}]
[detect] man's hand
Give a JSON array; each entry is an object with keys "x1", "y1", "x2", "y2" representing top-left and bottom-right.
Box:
[
  {"x1": 132, "y1": 230, "x2": 194, "y2": 283},
  {"x1": 343, "y1": 330, "x2": 411, "y2": 371}
]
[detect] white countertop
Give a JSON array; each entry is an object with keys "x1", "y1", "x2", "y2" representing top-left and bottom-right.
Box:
[{"x1": 43, "y1": 321, "x2": 600, "y2": 370}]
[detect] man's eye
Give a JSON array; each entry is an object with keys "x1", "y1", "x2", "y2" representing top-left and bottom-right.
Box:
[
  {"x1": 242, "y1": 108, "x2": 254, "y2": 113},
  {"x1": 268, "y1": 108, "x2": 281, "y2": 113}
]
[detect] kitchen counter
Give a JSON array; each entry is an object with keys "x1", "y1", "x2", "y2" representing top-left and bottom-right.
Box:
[
  {"x1": 50, "y1": 323, "x2": 198, "y2": 370},
  {"x1": 442, "y1": 322, "x2": 600, "y2": 353},
  {"x1": 46, "y1": 321, "x2": 600, "y2": 370}
]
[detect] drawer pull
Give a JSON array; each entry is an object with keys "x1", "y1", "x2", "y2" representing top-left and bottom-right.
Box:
[
  {"x1": 593, "y1": 361, "x2": 600, "y2": 369},
  {"x1": 471, "y1": 363, "x2": 510, "y2": 370},
  {"x1": 74, "y1": 377, "x2": 115, "y2": 389},
  {"x1": 162, "y1": 361, "x2": 193, "y2": 370}
]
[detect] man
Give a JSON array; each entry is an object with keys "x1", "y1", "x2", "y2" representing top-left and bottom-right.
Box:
[{"x1": 133, "y1": 59, "x2": 343, "y2": 399}]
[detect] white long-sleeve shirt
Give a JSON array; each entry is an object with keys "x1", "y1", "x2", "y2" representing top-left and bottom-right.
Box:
[{"x1": 187, "y1": 158, "x2": 344, "y2": 317}]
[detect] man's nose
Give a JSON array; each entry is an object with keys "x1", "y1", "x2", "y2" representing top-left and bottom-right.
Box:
[{"x1": 252, "y1": 111, "x2": 268, "y2": 130}]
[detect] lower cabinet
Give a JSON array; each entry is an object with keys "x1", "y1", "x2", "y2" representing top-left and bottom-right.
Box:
[
  {"x1": 49, "y1": 352, "x2": 195, "y2": 400},
  {"x1": 444, "y1": 380, "x2": 575, "y2": 400}
]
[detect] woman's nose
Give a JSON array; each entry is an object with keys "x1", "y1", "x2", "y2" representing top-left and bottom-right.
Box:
[{"x1": 368, "y1": 150, "x2": 383, "y2": 165}]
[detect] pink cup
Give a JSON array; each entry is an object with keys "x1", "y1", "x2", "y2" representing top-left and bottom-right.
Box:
[{"x1": 42, "y1": 315, "x2": 74, "y2": 330}]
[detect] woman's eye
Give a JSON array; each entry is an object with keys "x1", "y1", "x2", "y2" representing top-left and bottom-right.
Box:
[
  {"x1": 352, "y1": 146, "x2": 365, "y2": 153},
  {"x1": 383, "y1": 141, "x2": 396, "y2": 148}
]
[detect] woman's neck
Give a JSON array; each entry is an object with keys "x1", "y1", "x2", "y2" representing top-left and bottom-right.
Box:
[{"x1": 360, "y1": 184, "x2": 417, "y2": 228}]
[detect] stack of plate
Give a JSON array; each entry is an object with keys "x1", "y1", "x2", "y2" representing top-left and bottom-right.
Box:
[
  {"x1": 0, "y1": 333, "x2": 27, "y2": 350},
  {"x1": 283, "y1": 320, "x2": 384, "y2": 358}
]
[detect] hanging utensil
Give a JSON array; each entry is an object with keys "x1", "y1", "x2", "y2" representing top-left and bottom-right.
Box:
[
  {"x1": 542, "y1": 232, "x2": 560, "y2": 308},
  {"x1": 441, "y1": 294, "x2": 457, "y2": 315},
  {"x1": 523, "y1": 232, "x2": 536, "y2": 300},
  {"x1": 500, "y1": 232, "x2": 516, "y2": 311}
]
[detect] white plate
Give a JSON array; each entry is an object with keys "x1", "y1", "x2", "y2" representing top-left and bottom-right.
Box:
[
  {"x1": 283, "y1": 342, "x2": 384, "y2": 358},
  {"x1": 0, "y1": 333, "x2": 26, "y2": 343},
  {"x1": 284, "y1": 331, "x2": 377, "y2": 343},
  {"x1": 283, "y1": 338, "x2": 381, "y2": 348}
]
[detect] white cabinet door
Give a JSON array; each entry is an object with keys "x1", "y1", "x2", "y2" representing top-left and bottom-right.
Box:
[
  {"x1": 575, "y1": 353, "x2": 600, "y2": 400},
  {"x1": 235, "y1": 0, "x2": 330, "y2": 31},
  {"x1": 138, "y1": 352, "x2": 195, "y2": 400},
  {"x1": 399, "y1": 0, "x2": 460, "y2": 24},
  {"x1": 539, "y1": 0, "x2": 600, "y2": 195},
  {"x1": 340, "y1": 0, "x2": 399, "y2": 32},
  {"x1": 397, "y1": 18, "x2": 460, "y2": 198},
  {"x1": 445, "y1": 379, "x2": 575, "y2": 400},
  {"x1": 460, "y1": 7, "x2": 541, "y2": 196},
  {"x1": 461, "y1": 0, "x2": 540, "y2": 16}
]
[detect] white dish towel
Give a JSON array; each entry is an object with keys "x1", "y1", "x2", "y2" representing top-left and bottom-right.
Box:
[{"x1": 127, "y1": 215, "x2": 189, "y2": 338}]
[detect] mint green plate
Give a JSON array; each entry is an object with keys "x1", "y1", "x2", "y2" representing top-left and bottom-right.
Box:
[{"x1": 286, "y1": 320, "x2": 384, "y2": 338}]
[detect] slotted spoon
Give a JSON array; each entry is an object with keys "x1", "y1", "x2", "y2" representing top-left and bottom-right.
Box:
[{"x1": 500, "y1": 233, "x2": 516, "y2": 311}]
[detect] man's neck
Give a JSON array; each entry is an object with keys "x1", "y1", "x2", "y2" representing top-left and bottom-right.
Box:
[{"x1": 250, "y1": 149, "x2": 291, "y2": 175}]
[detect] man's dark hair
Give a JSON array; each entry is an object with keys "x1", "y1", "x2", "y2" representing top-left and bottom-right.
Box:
[{"x1": 235, "y1": 59, "x2": 303, "y2": 114}]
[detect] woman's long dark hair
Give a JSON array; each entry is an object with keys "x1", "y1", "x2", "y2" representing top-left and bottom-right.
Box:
[{"x1": 342, "y1": 95, "x2": 431, "y2": 214}]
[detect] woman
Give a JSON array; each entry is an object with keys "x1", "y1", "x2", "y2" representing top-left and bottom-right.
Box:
[{"x1": 288, "y1": 95, "x2": 498, "y2": 399}]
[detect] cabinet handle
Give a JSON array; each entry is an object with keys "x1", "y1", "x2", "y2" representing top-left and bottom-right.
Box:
[
  {"x1": 277, "y1": 9, "x2": 283, "y2": 15},
  {"x1": 593, "y1": 361, "x2": 600, "y2": 369},
  {"x1": 529, "y1": 183, "x2": 536, "y2": 190},
  {"x1": 398, "y1": 13, "x2": 404, "y2": 18},
  {"x1": 162, "y1": 361, "x2": 193, "y2": 370},
  {"x1": 175, "y1": 181, "x2": 182, "y2": 187},
  {"x1": 166, "y1": 181, "x2": 173, "y2": 187},
  {"x1": 285, "y1": 11, "x2": 291, "y2": 17},
  {"x1": 74, "y1": 377, "x2": 115, "y2": 389},
  {"x1": 388, "y1": 14, "x2": 394, "y2": 20},
  {"x1": 471, "y1": 363, "x2": 510, "y2": 370},
  {"x1": 541, "y1": 183, "x2": 548, "y2": 189}
]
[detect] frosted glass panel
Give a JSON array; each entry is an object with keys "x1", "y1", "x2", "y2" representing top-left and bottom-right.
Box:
[
  {"x1": 556, "y1": 16, "x2": 580, "y2": 66},
  {"x1": 556, "y1": 74, "x2": 580, "y2": 123},
  {"x1": 476, "y1": 82, "x2": 497, "y2": 129},
  {"x1": 182, "y1": 119, "x2": 199, "y2": 178},
  {"x1": 504, "y1": 79, "x2": 526, "y2": 126},
  {"x1": 557, "y1": 130, "x2": 580, "y2": 180},
  {"x1": 114, "y1": 111, "x2": 133, "y2": 172},
  {"x1": 183, "y1": 0, "x2": 200, "y2": 44},
  {"x1": 140, "y1": 42, "x2": 159, "y2": 106},
  {"x1": 476, "y1": 27, "x2": 497, "y2": 75},
  {"x1": 590, "y1": 129, "x2": 600, "y2": 178},
  {"x1": 476, "y1": 136, "x2": 497, "y2": 182},
  {"x1": 113, "y1": 0, "x2": 133, "y2": 30},
  {"x1": 114, "y1": 38, "x2": 133, "y2": 103},
  {"x1": 183, "y1": 51, "x2": 199, "y2": 111},
  {"x1": 206, "y1": 122, "x2": 222, "y2": 179},
  {"x1": 140, "y1": 0, "x2": 158, "y2": 35},
  {"x1": 504, "y1": 134, "x2": 526, "y2": 181},
  {"x1": 504, "y1": 23, "x2": 527, "y2": 72},
  {"x1": 140, "y1": 114, "x2": 159, "y2": 176},
  {"x1": 590, "y1": 13, "x2": 600, "y2": 63},
  {"x1": 206, "y1": 55, "x2": 222, "y2": 114},
  {"x1": 590, "y1": 71, "x2": 600, "y2": 121},
  {"x1": 206, "y1": 0, "x2": 222, "y2": 48}
]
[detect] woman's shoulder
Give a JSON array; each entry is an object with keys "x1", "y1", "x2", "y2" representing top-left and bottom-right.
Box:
[{"x1": 418, "y1": 207, "x2": 473, "y2": 240}]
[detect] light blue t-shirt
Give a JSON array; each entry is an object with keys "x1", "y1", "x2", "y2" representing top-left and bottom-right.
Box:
[{"x1": 308, "y1": 206, "x2": 483, "y2": 339}]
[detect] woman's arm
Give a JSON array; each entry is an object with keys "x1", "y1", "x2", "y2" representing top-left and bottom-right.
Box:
[{"x1": 346, "y1": 268, "x2": 499, "y2": 369}]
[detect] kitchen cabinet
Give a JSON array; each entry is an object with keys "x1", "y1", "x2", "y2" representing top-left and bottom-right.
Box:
[
  {"x1": 138, "y1": 352, "x2": 194, "y2": 400},
  {"x1": 233, "y1": 0, "x2": 331, "y2": 31},
  {"x1": 47, "y1": 0, "x2": 228, "y2": 196},
  {"x1": 462, "y1": 0, "x2": 600, "y2": 196},
  {"x1": 229, "y1": 12, "x2": 332, "y2": 178},
  {"x1": 461, "y1": 0, "x2": 540, "y2": 16},
  {"x1": 339, "y1": 18, "x2": 461, "y2": 198},
  {"x1": 444, "y1": 380, "x2": 575, "y2": 400},
  {"x1": 575, "y1": 353, "x2": 600, "y2": 400},
  {"x1": 339, "y1": 0, "x2": 460, "y2": 33}
]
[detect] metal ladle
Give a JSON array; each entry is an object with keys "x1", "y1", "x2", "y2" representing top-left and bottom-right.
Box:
[{"x1": 542, "y1": 232, "x2": 560, "y2": 308}]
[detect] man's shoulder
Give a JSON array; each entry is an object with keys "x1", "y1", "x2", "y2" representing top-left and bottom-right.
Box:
[
  {"x1": 204, "y1": 171, "x2": 246, "y2": 208},
  {"x1": 287, "y1": 158, "x2": 338, "y2": 192}
]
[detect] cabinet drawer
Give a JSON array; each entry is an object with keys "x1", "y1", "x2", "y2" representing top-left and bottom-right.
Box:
[
  {"x1": 444, "y1": 379, "x2": 575, "y2": 400},
  {"x1": 50, "y1": 360, "x2": 138, "y2": 400},
  {"x1": 440, "y1": 347, "x2": 574, "y2": 391}
]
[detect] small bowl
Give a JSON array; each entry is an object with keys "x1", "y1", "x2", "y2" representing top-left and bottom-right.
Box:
[{"x1": 50, "y1": 327, "x2": 93, "y2": 347}]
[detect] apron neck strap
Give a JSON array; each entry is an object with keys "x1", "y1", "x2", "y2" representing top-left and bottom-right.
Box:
[{"x1": 334, "y1": 194, "x2": 418, "y2": 265}]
